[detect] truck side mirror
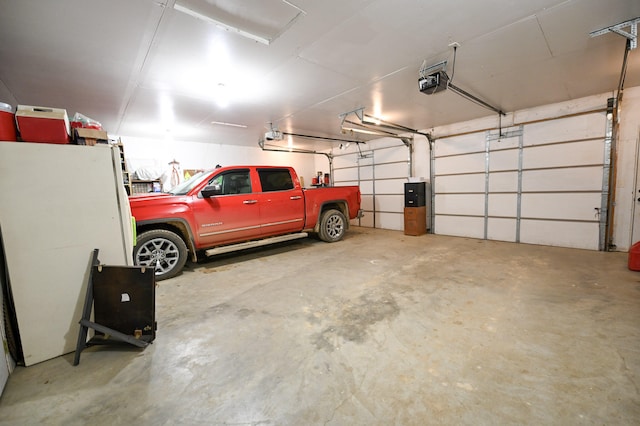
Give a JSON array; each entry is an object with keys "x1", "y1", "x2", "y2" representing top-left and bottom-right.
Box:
[{"x1": 201, "y1": 184, "x2": 222, "y2": 198}]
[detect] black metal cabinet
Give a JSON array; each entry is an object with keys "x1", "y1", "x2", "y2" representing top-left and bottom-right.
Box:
[{"x1": 404, "y1": 182, "x2": 426, "y2": 207}]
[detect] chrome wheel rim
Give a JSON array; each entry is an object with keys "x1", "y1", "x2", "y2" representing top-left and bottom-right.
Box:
[
  {"x1": 136, "y1": 237, "x2": 180, "y2": 275},
  {"x1": 326, "y1": 214, "x2": 344, "y2": 239}
]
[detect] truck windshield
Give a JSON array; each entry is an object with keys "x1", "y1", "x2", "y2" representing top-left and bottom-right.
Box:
[{"x1": 169, "y1": 170, "x2": 212, "y2": 195}]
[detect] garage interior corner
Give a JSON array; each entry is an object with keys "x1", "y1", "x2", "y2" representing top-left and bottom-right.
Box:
[{"x1": 0, "y1": 227, "x2": 638, "y2": 424}]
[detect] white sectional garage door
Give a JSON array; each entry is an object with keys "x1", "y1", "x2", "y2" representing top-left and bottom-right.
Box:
[
  {"x1": 433, "y1": 111, "x2": 608, "y2": 250},
  {"x1": 333, "y1": 142, "x2": 410, "y2": 231}
]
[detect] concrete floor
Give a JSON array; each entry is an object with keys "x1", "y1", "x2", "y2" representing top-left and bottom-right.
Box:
[{"x1": 0, "y1": 227, "x2": 639, "y2": 425}]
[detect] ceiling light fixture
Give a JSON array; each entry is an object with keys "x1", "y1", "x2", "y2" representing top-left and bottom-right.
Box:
[
  {"x1": 341, "y1": 126, "x2": 388, "y2": 136},
  {"x1": 173, "y1": 3, "x2": 271, "y2": 45},
  {"x1": 211, "y1": 121, "x2": 247, "y2": 128}
]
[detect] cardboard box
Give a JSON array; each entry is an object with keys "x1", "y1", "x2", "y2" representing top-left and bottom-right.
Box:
[
  {"x1": 74, "y1": 128, "x2": 108, "y2": 146},
  {"x1": 16, "y1": 105, "x2": 70, "y2": 144}
]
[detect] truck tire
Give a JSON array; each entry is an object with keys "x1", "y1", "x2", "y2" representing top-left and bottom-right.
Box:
[
  {"x1": 318, "y1": 209, "x2": 347, "y2": 242},
  {"x1": 134, "y1": 229, "x2": 188, "y2": 281}
]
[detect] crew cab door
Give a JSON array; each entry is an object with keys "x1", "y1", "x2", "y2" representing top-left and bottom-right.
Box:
[
  {"x1": 255, "y1": 168, "x2": 305, "y2": 236},
  {"x1": 192, "y1": 168, "x2": 260, "y2": 246}
]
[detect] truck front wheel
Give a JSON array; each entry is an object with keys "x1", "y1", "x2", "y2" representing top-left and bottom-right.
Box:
[
  {"x1": 134, "y1": 229, "x2": 188, "y2": 281},
  {"x1": 318, "y1": 209, "x2": 347, "y2": 242}
]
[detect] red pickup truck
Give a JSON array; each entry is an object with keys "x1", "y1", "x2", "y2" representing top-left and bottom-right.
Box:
[{"x1": 129, "y1": 165, "x2": 362, "y2": 280}]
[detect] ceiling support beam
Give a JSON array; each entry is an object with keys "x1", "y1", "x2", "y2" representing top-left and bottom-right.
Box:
[{"x1": 281, "y1": 132, "x2": 365, "y2": 144}]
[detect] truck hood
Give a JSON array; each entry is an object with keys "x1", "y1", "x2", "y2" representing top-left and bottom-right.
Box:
[{"x1": 128, "y1": 193, "x2": 192, "y2": 222}]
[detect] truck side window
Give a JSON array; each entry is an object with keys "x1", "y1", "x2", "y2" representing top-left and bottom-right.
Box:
[
  {"x1": 208, "y1": 170, "x2": 251, "y2": 195},
  {"x1": 258, "y1": 169, "x2": 294, "y2": 192}
]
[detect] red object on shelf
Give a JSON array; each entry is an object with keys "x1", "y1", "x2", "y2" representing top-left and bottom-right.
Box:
[
  {"x1": 0, "y1": 102, "x2": 17, "y2": 141},
  {"x1": 15, "y1": 105, "x2": 70, "y2": 144},
  {"x1": 629, "y1": 241, "x2": 640, "y2": 271}
]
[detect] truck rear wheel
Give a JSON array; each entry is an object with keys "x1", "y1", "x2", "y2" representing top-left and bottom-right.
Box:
[
  {"x1": 134, "y1": 229, "x2": 188, "y2": 281},
  {"x1": 318, "y1": 209, "x2": 347, "y2": 242}
]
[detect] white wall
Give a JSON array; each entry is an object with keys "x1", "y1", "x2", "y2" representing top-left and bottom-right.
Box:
[
  {"x1": 614, "y1": 86, "x2": 640, "y2": 250},
  {"x1": 119, "y1": 136, "x2": 318, "y2": 187}
]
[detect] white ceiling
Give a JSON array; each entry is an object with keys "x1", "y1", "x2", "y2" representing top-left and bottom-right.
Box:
[{"x1": 0, "y1": 0, "x2": 639, "y2": 149}]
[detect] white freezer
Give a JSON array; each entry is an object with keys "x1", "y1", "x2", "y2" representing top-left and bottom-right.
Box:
[{"x1": 0, "y1": 142, "x2": 133, "y2": 366}]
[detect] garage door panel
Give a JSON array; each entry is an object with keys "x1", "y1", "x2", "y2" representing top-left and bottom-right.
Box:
[
  {"x1": 437, "y1": 153, "x2": 486, "y2": 174},
  {"x1": 335, "y1": 180, "x2": 360, "y2": 188},
  {"x1": 374, "y1": 146, "x2": 409, "y2": 163},
  {"x1": 361, "y1": 195, "x2": 374, "y2": 211},
  {"x1": 376, "y1": 212, "x2": 403, "y2": 231},
  {"x1": 487, "y1": 218, "x2": 517, "y2": 242},
  {"x1": 521, "y1": 193, "x2": 601, "y2": 221},
  {"x1": 340, "y1": 145, "x2": 412, "y2": 230},
  {"x1": 375, "y1": 162, "x2": 407, "y2": 179},
  {"x1": 523, "y1": 113, "x2": 605, "y2": 146},
  {"x1": 489, "y1": 149, "x2": 519, "y2": 171},
  {"x1": 489, "y1": 172, "x2": 518, "y2": 192},
  {"x1": 333, "y1": 154, "x2": 358, "y2": 169},
  {"x1": 433, "y1": 112, "x2": 605, "y2": 251},
  {"x1": 436, "y1": 174, "x2": 484, "y2": 193},
  {"x1": 523, "y1": 140, "x2": 603, "y2": 169},
  {"x1": 520, "y1": 220, "x2": 599, "y2": 250},
  {"x1": 435, "y1": 133, "x2": 485, "y2": 156},
  {"x1": 357, "y1": 155, "x2": 375, "y2": 167},
  {"x1": 359, "y1": 181, "x2": 374, "y2": 193},
  {"x1": 436, "y1": 216, "x2": 484, "y2": 238},
  {"x1": 375, "y1": 194, "x2": 403, "y2": 212},
  {"x1": 376, "y1": 178, "x2": 406, "y2": 194},
  {"x1": 358, "y1": 166, "x2": 374, "y2": 180},
  {"x1": 334, "y1": 167, "x2": 360, "y2": 182},
  {"x1": 358, "y1": 213, "x2": 374, "y2": 228},
  {"x1": 435, "y1": 194, "x2": 484, "y2": 216},
  {"x1": 489, "y1": 135, "x2": 520, "y2": 151},
  {"x1": 488, "y1": 194, "x2": 517, "y2": 217},
  {"x1": 522, "y1": 167, "x2": 603, "y2": 192}
]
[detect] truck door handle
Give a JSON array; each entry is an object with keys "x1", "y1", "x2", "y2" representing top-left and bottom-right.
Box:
[
  {"x1": 290, "y1": 196, "x2": 302, "y2": 200},
  {"x1": 243, "y1": 200, "x2": 258, "y2": 205}
]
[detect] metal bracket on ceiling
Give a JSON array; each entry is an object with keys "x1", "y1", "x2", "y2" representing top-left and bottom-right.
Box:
[
  {"x1": 339, "y1": 107, "x2": 365, "y2": 124},
  {"x1": 339, "y1": 107, "x2": 430, "y2": 143},
  {"x1": 590, "y1": 17, "x2": 640, "y2": 50},
  {"x1": 400, "y1": 137, "x2": 413, "y2": 148},
  {"x1": 485, "y1": 128, "x2": 523, "y2": 142}
]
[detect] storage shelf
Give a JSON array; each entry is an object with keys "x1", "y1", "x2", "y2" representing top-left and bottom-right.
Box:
[{"x1": 132, "y1": 179, "x2": 161, "y2": 194}]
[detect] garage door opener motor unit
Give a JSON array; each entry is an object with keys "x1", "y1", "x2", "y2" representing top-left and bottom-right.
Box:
[{"x1": 418, "y1": 60, "x2": 449, "y2": 95}]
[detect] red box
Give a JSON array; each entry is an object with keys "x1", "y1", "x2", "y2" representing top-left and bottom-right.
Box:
[
  {"x1": 15, "y1": 105, "x2": 70, "y2": 144},
  {"x1": 0, "y1": 102, "x2": 17, "y2": 141}
]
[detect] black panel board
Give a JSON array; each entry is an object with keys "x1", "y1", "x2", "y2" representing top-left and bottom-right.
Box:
[{"x1": 92, "y1": 265, "x2": 156, "y2": 342}]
